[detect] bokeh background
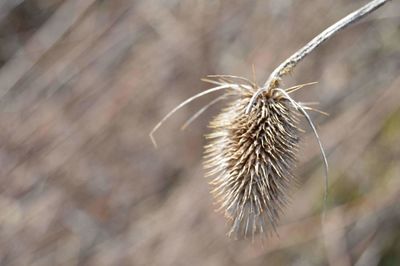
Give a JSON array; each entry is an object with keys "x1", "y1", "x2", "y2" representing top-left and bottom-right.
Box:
[{"x1": 0, "y1": 0, "x2": 399, "y2": 265}]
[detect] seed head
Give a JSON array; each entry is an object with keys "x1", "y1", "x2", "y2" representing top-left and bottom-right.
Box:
[
  {"x1": 204, "y1": 77, "x2": 301, "y2": 239},
  {"x1": 149, "y1": 75, "x2": 328, "y2": 240}
]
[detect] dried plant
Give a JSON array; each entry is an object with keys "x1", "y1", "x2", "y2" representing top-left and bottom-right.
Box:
[
  {"x1": 203, "y1": 76, "x2": 322, "y2": 239},
  {"x1": 150, "y1": 0, "x2": 390, "y2": 239}
]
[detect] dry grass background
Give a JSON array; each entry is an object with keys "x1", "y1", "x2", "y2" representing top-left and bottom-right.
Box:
[{"x1": 0, "y1": 0, "x2": 399, "y2": 265}]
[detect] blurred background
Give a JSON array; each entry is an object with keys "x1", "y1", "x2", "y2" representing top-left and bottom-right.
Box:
[{"x1": 0, "y1": 0, "x2": 399, "y2": 265}]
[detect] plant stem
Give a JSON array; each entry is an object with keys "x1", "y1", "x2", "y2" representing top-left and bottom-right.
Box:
[{"x1": 246, "y1": 0, "x2": 391, "y2": 114}]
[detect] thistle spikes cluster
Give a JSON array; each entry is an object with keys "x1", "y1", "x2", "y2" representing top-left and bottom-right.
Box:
[
  {"x1": 150, "y1": 74, "x2": 324, "y2": 239},
  {"x1": 201, "y1": 76, "x2": 324, "y2": 239},
  {"x1": 204, "y1": 78, "x2": 301, "y2": 238}
]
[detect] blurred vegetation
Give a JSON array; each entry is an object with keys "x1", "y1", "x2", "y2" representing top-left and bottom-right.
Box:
[{"x1": 0, "y1": 0, "x2": 398, "y2": 265}]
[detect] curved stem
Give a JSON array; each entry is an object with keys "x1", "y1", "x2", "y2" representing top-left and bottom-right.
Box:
[{"x1": 246, "y1": 0, "x2": 391, "y2": 114}]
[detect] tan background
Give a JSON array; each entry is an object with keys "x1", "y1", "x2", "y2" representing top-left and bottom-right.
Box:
[{"x1": 0, "y1": 0, "x2": 399, "y2": 265}]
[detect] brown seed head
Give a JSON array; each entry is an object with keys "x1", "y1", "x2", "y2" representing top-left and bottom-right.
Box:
[
  {"x1": 204, "y1": 80, "x2": 301, "y2": 239},
  {"x1": 150, "y1": 74, "x2": 327, "y2": 240}
]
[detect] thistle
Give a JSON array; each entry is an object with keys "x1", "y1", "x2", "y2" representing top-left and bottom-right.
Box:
[
  {"x1": 203, "y1": 76, "x2": 302, "y2": 238},
  {"x1": 150, "y1": 0, "x2": 389, "y2": 239},
  {"x1": 151, "y1": 75, "x2": 326, "y2": 239},
  {"x1": 201, "y1": 76, "x2": 328, "y2": 239}
]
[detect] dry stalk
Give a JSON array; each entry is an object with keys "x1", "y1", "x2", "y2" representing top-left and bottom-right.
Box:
[{"x1": 246, "y1": 0, "x2": 391, "y2": 114}]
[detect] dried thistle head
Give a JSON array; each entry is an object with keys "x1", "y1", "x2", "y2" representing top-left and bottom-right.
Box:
[
  {"x1": 203, "y1": 77, "x2": 301, "y2": 239},
  {"x1": 150, "y1": 75, "x2": 328, "y2": 240},
  {"x1": 147, "y1": 0, "x2": 393, "y2": 239}
]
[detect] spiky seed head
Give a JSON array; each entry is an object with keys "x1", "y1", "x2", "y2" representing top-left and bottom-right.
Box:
[
  {"x1": 204, "y1": 80, "x2": 301, "y2": 239},
  {"x1": 150, "y1": 74, "x2": 326, "y2": 239}
]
